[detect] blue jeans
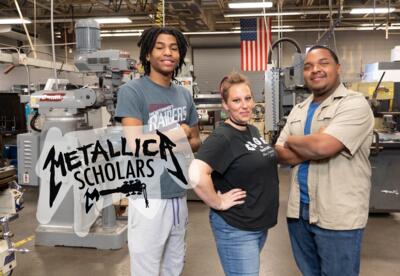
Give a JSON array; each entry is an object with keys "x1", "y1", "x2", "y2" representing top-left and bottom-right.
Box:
[
  {"x1": 209, "y1": 210, "x2": 268, "y2": 276},
  {"x1": 287, "y1": 203, "x2": 364, "y2": 276}
]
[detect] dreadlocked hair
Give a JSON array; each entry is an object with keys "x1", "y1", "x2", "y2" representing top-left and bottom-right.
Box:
[{"x1": 137, "y1": 27, "x2": 188, "y2": 78}]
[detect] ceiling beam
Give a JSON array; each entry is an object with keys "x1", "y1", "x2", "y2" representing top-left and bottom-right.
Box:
[{"x1": 26, "y1": 0, "x2": 64, "y2": 14}]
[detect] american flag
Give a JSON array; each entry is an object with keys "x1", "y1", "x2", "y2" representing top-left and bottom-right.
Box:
[{"x1": 240, "y1": 18, "x2": 272, "y2": 71}]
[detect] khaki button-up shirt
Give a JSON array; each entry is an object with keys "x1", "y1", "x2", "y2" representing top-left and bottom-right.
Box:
[{"x1": 277, "y1": 83, "x2": 374, "y2": 230}]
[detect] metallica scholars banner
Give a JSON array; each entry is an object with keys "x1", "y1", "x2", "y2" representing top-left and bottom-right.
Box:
[{"x1": 35, "y1": 125, "x2": 195, "y2": 236}]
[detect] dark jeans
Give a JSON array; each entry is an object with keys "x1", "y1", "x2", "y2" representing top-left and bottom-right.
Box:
[
  {"x1": 287, "y1": 203, "x2": 364, "y2": 276},
  {"x1": 209, "y1": 210, "x2": 268, "y2": 276}
]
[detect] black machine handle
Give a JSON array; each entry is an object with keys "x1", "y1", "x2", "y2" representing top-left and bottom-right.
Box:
[{"x1": 370, "y1": 130, "x2": 383, "y2": 156}]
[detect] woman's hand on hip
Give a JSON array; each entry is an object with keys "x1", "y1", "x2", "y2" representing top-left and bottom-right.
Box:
[{"x1": 217, "y1": 189, "x2": 246, "y2": 210}]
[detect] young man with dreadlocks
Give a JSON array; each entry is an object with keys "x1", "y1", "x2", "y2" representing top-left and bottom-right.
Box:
[{"x1": 115, "y1": 27, "x2": 200, "y2": 275}]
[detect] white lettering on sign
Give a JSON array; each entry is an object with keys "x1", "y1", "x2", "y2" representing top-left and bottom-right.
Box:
[{"x1": 39, "y1": 93, "x2": 65, "y2": 102}]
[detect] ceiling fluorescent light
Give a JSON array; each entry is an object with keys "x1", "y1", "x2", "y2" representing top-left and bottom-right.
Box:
[
  {"x1": 184, "y1": 29, "x2": 298, "y2": 35},
  {"x1": 183, "y1": 31, "x2": 241, "y2": 35},
  {"x1": 101, "y1": 32, "x2": 141, "y2": 37},
  {"x1": 359, "y1": 23, "x2": 398, "y2": 27},
  {"x1": 95, "y1": 17, "x2": 132, "y2": 24},
  {"x1": 234, "y1": 25, "x2": 293, "y2": 29},
  {"x1": 357, "y1": 26, "x2": 400, "y2": 30},
  {"x1": 231, "y1": 25, "x2": 294, "y2": 30},
  {"x1": 231, "y1": 26, "x2": 292, "y2": 30},
  {"x1": 360, "y1": 23, "x2": 380, "y2": 26},
  {"x1": 350, "y1": 8, "x2": 395, "y2": 14},
  {"x1": 229, "y1": 2, "x2": 273, "y2": 9},
  {"x1": 101, "y1": 29, "x2": 144, "y2": 33},
  {"x1": 271, "y1": 28, "x2": 295, "y2": 32},
  {"x1": 0, "y1": 18, "x2": 31, "y2": 24},
  {"x1": 225, "y1": 12, "x2": 301, "y2": 17},
  {"x1": 272, "y1": 25, "x2": 293, "y2": 28}
]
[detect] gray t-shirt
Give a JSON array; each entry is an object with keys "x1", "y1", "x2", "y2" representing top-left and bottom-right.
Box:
[{"x1": 115, "y1": 75, "x2": 198, "y2": 198}]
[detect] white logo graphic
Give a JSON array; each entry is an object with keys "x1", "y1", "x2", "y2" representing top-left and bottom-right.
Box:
[
  {"x1": 245, "y1": 137, "x2": 275, "y2": 157},
  {"x1": 36, "y1": 125, "x2": 195, "y2": 236}
]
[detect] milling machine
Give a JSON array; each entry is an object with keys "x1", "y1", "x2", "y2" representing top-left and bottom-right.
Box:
[
  {"x1": 265, "y1": 37, "x2": 309, "y2": 143},
  {"x1": 17, "y1": 19, "x2": 135, "y2": 249},
  {"x1": 352, "y1": 52, "x2": 400, "y2": 212}
]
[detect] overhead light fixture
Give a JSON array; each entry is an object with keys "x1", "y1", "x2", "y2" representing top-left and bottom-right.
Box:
[
  {"x1": 357, "y1": 26, "x2": 400, "y2": 30},
  {"x1": 360, "y1": 23, "x2": 379, "y2": 26},
  {"x1": 349, "y1": 22, "x2": 400, "y2": 27},
  {"x1": 183, "y1": 30, "x2": 241, "y2": 35},
  {"x1": 225, "y1": 12, "x2": 302, "y2": 17},
  {"x1": 101, "y1": 32, "x2": 142, "y2": 37},
  {"x1": 103, "y1": 31, "x2": 242, "y2": 36},
  {"x1": 183, "y1": 29, "x2": 294, "y2": 35},
  {"x1": 271, "y1": 28, "x2": 295, "y2": 32},
  {"x1": 94, "y1": 17, "x2": 132, "y2": 24},
  {"x1": 0, "y1": 18, "x2": 31, "y2": 24},
  {"x1": 272, "y1": 25, "x2": 293, "y2": 29},
  {"x1": 350, "y1": 8, "x2": 395, "y2": 14},
  {"x1": 232, "y1": 25, "x2": 293, "y2": 30},
  {"x1": 101, "y1": 29, "x2": 144, "y2": 33},
  {"x1": 228, "y1": 2, "x2": 273, "y2": 9},
  {"x1": 225, "y1": 8, "x2": 399, "y2": 18}
]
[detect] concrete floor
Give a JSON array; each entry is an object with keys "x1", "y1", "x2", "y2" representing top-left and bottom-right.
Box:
[{"x1": 10, "y1": 169, "x2": 400, "y2": 276}]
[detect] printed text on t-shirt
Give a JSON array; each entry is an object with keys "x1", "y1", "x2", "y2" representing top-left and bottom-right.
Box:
[
  {"x1": 148, "y1": 104, "x2": 187, "y2": 131},
  {"x1": 245, "y1": 137, "x2": 275, "y2": 157}
]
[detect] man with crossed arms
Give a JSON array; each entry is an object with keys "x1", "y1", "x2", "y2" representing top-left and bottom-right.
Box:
[{"x1": 275, "y1": 45, "x2": 374, "y2": 276}]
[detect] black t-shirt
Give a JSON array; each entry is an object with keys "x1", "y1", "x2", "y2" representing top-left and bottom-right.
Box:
[{"x1": 196, "y1": 123, "x2": 279, "y2": 231}]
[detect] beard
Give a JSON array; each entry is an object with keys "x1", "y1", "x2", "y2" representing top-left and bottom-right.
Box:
[{"x1": 305, "y1": 77, "x2": 340, "y2": 97}]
